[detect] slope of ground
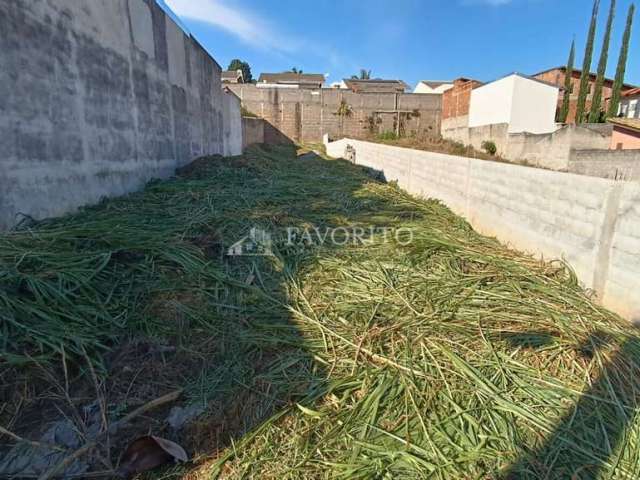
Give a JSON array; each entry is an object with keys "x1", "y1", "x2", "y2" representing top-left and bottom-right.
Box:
[{"x1": 1, "y1": 145, "x2": 639, "y2": 479}]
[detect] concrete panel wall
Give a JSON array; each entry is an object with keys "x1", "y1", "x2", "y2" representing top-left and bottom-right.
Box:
[
  {"x1": 242, "y1": 117, "x2": 265, "y2": 149},
  {"x1": 442, "y1": 123, "x2": 614, "y2": 171},
  {"x1": 222, "y1": 90, "x2": 242, "y2": 155},
  {"x1": 568, "y1": 149, "x2": 640, "y2": 180},
  {"x1": 228, "y1": 84, "x2": 442, "y2": 143},
  {"x1": 0, "y1": 0, "x2": 241, "y2": 230},
  {"x1": 325, "y1": 137, "x2": 640, "y2": 323}
]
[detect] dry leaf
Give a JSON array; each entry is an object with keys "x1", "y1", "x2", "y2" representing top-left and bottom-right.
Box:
[
  {"x1": 117, "y1": 435, "x2": 188, "y2": 478},
  {"x1": 150, "y1": 435, "x2": 188, "y2": 462}
]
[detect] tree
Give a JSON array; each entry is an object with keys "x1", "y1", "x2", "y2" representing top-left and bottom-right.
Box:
[
  {"x1": 351, "y1": 69, "x2": 372, "y2": 80},
  {"x1": 607, "y1": 3, "x2": 635, "y2": 118},
  {"x1": 576, "y1": 0, "x2": 601, "y2": 123},
  {"x1": 227, "y1": 59, "x2": 252, "y2": 83},
  {"x1": 290, "y1": 67, "x2": 303, "y2": 74},
  {"x1": 558, "y1": 39, "x2": 576, "y2": 123},
  {"x1": 589, "y1": 0, "x2": 616, "y2": 123}
]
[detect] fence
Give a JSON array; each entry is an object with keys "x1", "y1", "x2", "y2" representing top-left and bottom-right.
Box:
[
  {"x1": 325, "y1": 137, "x2": 640, "y2": 323},
  {"x1": 228, "y1": 84, "x2": 442, "y2": 143}
]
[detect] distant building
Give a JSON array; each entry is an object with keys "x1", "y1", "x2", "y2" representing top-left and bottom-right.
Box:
[
  {"x1": 221, "y1": 69, "x2": 244, "y2": 84},
  {"x1": 414, "y1": 80, "x2": 454, "y2": 94},
  {"x1": 533, "y1": 66, "x2": 638, "y2": 123},
  {"x1": 617, "y1": 88, "x2": 640, "y2": 119},
  {"x1": 441, "y1": 77, "x2": 484, "y2": 130},
  {"x1": 469, "y1": 73, "x2": 559, "y2": 134},
  {"x1": 608, "y1": 118, "x2": 640, "y2": 150},
  {"x1": 257, "y1": 72, "x2": 325, "y2": 89},
  {"x1": 342, "y1": 79, "x2": 409, "y2": 94}
]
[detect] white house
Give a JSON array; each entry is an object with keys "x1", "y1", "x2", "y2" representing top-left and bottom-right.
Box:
[
  {"x1": 468, "y1": 73, "x2": 559, "y2": 134},
  {"x1": 414, "y1": 80, "x2": 453, "y2": 94},
  {"x1": 330, "y1": 80, "x2": 349, "y2": 89}
]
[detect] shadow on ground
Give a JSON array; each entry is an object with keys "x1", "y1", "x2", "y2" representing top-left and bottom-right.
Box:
[
  {"x1": 0, "y1": 144, "x2": 404, "y2": 478},
  {"x1": 2, "y1": 145, "x2": 640, "y2": 479},
  {"x1": 502, "y1": 332, "x2": 640, "y2": 479}
]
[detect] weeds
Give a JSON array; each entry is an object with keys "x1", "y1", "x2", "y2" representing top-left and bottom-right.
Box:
[{"x1": 2, "y1": 145, "x2": 640, "y2": 479}]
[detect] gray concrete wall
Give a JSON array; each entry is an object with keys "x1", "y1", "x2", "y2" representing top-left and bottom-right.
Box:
[
  {"x1": 242, "y1": 117, "x2": 265, "y2": 149},
  {"x1": 222, "y1": 90, "x2": 242, "y2": 155},
  {"x1": 228, "y1": 84, "x2": 442, "y2": 143},
  {"x1": 442, "y1": 123, "x2": 613, "y2": 171},
  {"x1": 325, "y1": 137, "x2": 640, "y2": 324},
  {"x1": 0, "y1": 0, "x2": 241, "y2": 230},
  {"x1": 569, "y1": 149, "x2": 640, "y2": 180}
]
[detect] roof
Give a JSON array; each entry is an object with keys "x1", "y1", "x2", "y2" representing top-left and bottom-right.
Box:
[
  {"x1": 343, "y1": 79, "x2": 410, "y2": 93},
  {"x1": 418, "y1": 80, "x2": 453, "y2": 89},
  {"x1": 221, "y1": 70, "x2": 243, "y2": 82},
  {"x1": 623, "y1": 87, "x2": 640, "y2": 98},
  {"x1": 478, "y1": 72, "x2": 560, "y2": 90},
  {"x1": 533, "y1": 66, "x2": 638, "y2": 90},
  {"x1": 258, "y1": 72, "x2": 325, "y2": 85},
  {"x1": 608, "y1": 117, "x2": 640, "y2": 132}
]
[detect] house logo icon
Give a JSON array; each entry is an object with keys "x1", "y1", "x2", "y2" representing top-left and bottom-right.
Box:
[{"x1": 227, "y1": 227, "x2": 274, "y2": 257}]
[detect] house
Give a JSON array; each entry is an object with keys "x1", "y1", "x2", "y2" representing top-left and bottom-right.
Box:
[
  {"x1": 257, "y1": 72, "x2": 325, "y2": 89},
  {"x1": 468, "y1": 73, "x2": 559, "y2": 134},
  {"x1": 608, "y1": 118, "x2": 640, "y2": 150},
  {"x1": 221, "y1": 69, "x2": 244, "y2": 84},
  {"x1": 414, "y1": 80, "x2": 454, "y2": 94},
  {"x1": 329, "y1": 81, "x2": 348, "y2": 89},
  {"x1": 341, "y1": 79, "x2": 409, "y2": 94},
  {"x1": 617, "y1": 88, "x2": 640, "y2": 119},
  {"x1": 441, "y1": 77, "x2": 484, "y2": 131},
  {"x1": 533, "y1": 66, "x2": 638, "y2": 123}
]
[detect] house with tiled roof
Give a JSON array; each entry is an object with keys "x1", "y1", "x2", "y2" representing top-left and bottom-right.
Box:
[
  {"x1": 608, "y1": 117, "x2": 640, "y2": 150},
  {"x1": 257, "y1": 72, "x2": 325, "y2": 89},
  {"x1": 533, "y1": 66, "x2": 638, "y2": 123},
  {"x1": 617, "y1": 88, "x2": 640, "y2": 119},
  {"x1": 221, "y1": 69, "x2": 244, "y2": 84},
  {"x1": 341, "y1": 79, "x2": 409, "y2": 94}
]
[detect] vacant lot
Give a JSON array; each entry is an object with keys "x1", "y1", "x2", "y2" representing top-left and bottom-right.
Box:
[{"x1": 2, "y1": 145, "x2": 640, "y2": 479}]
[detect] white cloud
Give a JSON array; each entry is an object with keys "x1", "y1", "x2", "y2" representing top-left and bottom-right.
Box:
[{"x1": 163, "y1": 0, "x2": 298, "y2": 53}]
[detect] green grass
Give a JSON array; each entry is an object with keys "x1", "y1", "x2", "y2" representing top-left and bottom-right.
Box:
[{"x1": 2, "y1": 145, "x2": 640, "y2": 480}]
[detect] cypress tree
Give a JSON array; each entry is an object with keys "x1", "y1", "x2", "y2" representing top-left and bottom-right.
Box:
[
  {"x1": 589, "y1": 0, "x2": 616, "y2": 123},
  {"x1": 559, "y1": 40, "x2": 576, "y2": 123},
  {"x1": 607, "y1": 3, "x2": 635, "y2": 118},
  {"x1": 576, "y1": 0, "x2": 601, "y2": 123}
]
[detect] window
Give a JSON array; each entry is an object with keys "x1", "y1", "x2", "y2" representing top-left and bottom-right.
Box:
[
  {"x1": 620, "y1": 102, "x2": 629, "y2": 117},
  {"x1": 629, "y1": 99, "x2": 638, "y2": 118}
]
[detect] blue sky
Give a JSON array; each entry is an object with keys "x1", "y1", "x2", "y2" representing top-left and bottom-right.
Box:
[{"x1": 160, "y1": 0, "x2": 639, "y2": 88}]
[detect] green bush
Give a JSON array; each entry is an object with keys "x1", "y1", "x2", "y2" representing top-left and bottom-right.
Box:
[
  {"x1": 377, "y1": 131, "x2": 399, "y2": 141},
  {"x1": 481, "y1": 140, "x2": 497, "y2": 155}
]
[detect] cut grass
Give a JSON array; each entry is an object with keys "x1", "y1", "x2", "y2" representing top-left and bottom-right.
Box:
[{"x1": 1, "y1": 145, "x2": 640, "y2": 479}]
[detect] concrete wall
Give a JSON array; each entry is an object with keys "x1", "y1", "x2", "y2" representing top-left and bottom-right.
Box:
[
  {"x1": 228, "y1": 84, "x2": 442, "y2": 143},
  {"x1": 222, "y1": 90, "x2": 242, "y2": 155},
  {"x1": 468, "y1": 74, "x2": 559, "y2": 134},
  {"x1": 443, "y1": 123, "x2": 613, "y2": 171},
  {"x1": 242, "y1": 117, "x2": 265, "y2": 149},
  {"x1": 569, "y1": 149, "x2": 640, "y2": 180},
  {"x1": 0, "y1": 0, "x2": 241, "y2": 230},
  {"x1": 324, "y1": 137, "x2": 640, "y2": 323}
]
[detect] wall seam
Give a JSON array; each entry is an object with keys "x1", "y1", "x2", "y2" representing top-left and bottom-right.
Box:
[{"x1": 592, "y1": 183, "x2": 624, "y2": 302}]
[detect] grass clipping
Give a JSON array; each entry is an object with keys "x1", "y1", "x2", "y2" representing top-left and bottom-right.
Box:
[{"x1": 2, "y1": 145, "x2": 640, "y2": 479}]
